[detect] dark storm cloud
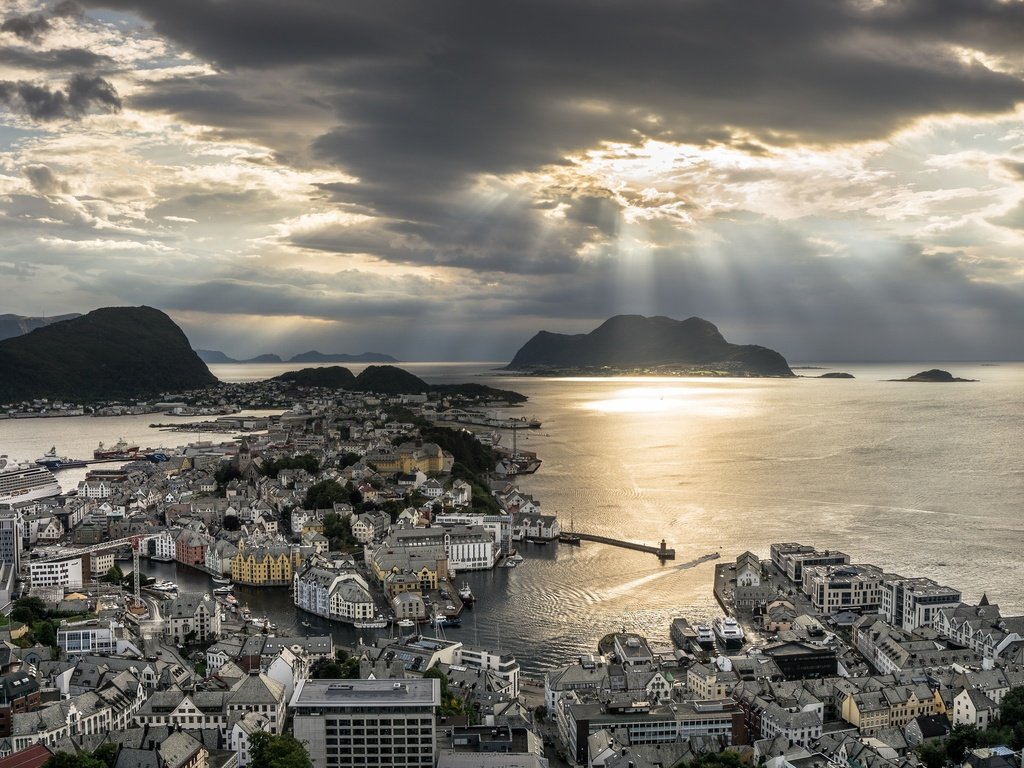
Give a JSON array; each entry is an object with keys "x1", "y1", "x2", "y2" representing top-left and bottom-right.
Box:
[
  {"x1": 85, "y1": 0, "x2": 1024, "y2": 272},
  {"x1": 1, "y1": 12, "x2": 51, "y2": 41},
  {"x1": 0, "y1": 47, "x2": 114, "y2": 71},
  {"x1": 24, "y1": 164, "x2": 70, "y2": 195},
  {"x1": 0, "y1": 74, "x2": 121, "y2": 121}
]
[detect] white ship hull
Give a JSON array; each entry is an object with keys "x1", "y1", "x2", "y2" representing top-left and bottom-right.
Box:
[{"x1": 0, "y1": 458, "x2": 62, "y2": 504}]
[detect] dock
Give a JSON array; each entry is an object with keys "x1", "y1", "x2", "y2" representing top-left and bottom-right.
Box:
[{"x1": 566, "y1": 532, "x2": 675, "y2": 560}]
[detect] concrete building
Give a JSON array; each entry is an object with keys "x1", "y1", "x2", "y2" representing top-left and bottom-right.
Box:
[
  {"x1": 770, "y1": 543, "x2": 850, "y2": 583},
  {"x1": 291, "y1": 678, "x2": 441, "y2": 768},
  {"x1": 880, "y1": 576, "x2": 961, "y2": 631},
  {"x1": 0, "y1": 510, "x2": 25, "y2": 573},
  {"x1": 57, "y1": 618, "x2": 117, "y2": 655},
  {"x1": 28, "y1": 557, "x2": 83, "y2": 589},
  {"x1": 163, "y1": 592, "x2": 221, "y2": 645},
  {"x1": 801, "y1": 564, "x2": 885, "y2": 613}
]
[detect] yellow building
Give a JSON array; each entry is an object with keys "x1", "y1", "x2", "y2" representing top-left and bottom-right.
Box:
[
  {"x1": 231, "y1": 540, "x2": 306, "y2": 586},
  {"x1": 364, "y1": 442, "x2": 451, "y2": 474}
]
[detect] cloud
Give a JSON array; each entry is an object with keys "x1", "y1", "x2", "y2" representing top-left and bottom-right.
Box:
[
  {"x1": 0, "y1": 46, "x2": 115, "y2": 70},
  {"x1": 1, "y1": 12, "x2": 51, "y2": 41},
  {"x1": 24, "y1": 164, "x2": 70, "y2": 195},
  {"x1": 0, "y1": 73, "x2": 122, "y2": 120}
]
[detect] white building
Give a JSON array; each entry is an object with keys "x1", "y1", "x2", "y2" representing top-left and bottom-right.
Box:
[
  {"x1": 57, "y1": 618, "x2": 117, "y2": 655},
  {"x1": 152, "y1": 530, "x2": 177, "y2": 561},
  {"x1": 291, "y1": 679, "x2": 440, "y2": 768},
  {"x1": 163, "y1": 592, "x2": 221, "y2": 645},
  {"x1": 880, "y1": 575, "x2": 961, "y2": 631},
  {"x1": 29, "y1": 557, "x2": 84, "y2": 588}
]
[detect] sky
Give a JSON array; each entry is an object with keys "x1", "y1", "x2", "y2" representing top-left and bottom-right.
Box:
[{"x1": 1, "y1": 0, "x2": 1023, "y2": 362}]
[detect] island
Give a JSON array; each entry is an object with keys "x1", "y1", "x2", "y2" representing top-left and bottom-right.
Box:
[
  {"x1": 889, "y1": 368, "x2": 977, "y2": 382},
  {"x1": 817, "y1": 372, "x2": 855, "y2": 378},
  {"x1": 506, "y1": 314, "x2": 793, "y2": 376}
]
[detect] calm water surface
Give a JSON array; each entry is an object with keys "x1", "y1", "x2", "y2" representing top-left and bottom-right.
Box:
[{"x1": 2, "y1": 361, "x2": 1021, "y2": 673}]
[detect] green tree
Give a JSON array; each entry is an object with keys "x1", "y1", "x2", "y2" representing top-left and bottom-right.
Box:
[
  {"x1": 1000, "y1": 686, "x2": 1024, "y2": 734},
  {"x1": 947, "y1": 724, "x2": 983, "y2": 762},
  {"x1": 42, "y1": 753, "x2": 106, "y2": 768},
  {"x1": 674, "y1": 751, "x2": 744, "y2": 768},
  {"x1": 304, "y1": 479, "x2": 348, "y2": 510},
  {"x1": 93, "y1": 743, "x2": 119, "y2": 768},
  {"x1": 534, "y1": 704, "x2": 548, "y2": 723},
  {"x1": 916, "y1": 740, "x2": 947, "y2": 768},
  {"x1": 310, "y1": 658, "x2": 344, "y2": 678},
  {"x1": 11, "y1": 595, "x2": 47, "y2": 624},
  {"x1": 249, "y1": 732, "x2": 313, "y2": 768},
  {"x1": 33, "y1": 619, "x2": 58, "y2": 647},
  {"x1": 103, "y1": 564, "x2": 124, "y2": 584}
]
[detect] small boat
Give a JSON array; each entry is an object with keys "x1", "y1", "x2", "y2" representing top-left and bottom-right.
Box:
[
  {"x1": 213, "y1": 584, "x2": 234, "y2": 595},
  {"x1": 458, "y1": 582, "x2": 475, "y2": 605},
  {"x1": 508, "y1": 553, "x2": 524, "y2": 563},
  {"x1": 354, "y1": 614, "x2": 388, "y2": 629},
  {"x1": 713, "y1": 616, "x2": 745, "y2": 649},
  {"x1": 525, "y1": 536, "x2": 550, "y2": 545},
  {"x1": 211, "y1": 575, "x2": 231, "y2": 584},
  {"x1": 431, "y1": 614, "x2": 462, "y2": 628},
  {"x1": 301, "y1": 620, "x2": 312, "y2": 628}
]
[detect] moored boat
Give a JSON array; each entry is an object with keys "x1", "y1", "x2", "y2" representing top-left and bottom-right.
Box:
[
  {"x1": 93, "y1": 438, "x2": 140, "y2": 460},
  {"x1": 458, "y1": 582, "x2": 475, "y2": 605},
  {"x1": 695, "y1": 624, "x2": 715, "y2": 650},
  {"x1": 713, "y1": 616, "x2": 745, "y2": 649},
  {"x1": 0, "y1": 456, "x2": 62, "y2": 504},
  {"x1": 354, "y1": 614, "x2": 388, "y2": 629},
  {"x1": 35, "y1": 447, "x2": 88, "y2": 470}
]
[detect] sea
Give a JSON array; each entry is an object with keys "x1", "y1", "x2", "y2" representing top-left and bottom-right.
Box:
[{"x1": 1, "y1": 361, "x2": 1021, "y2": 675}]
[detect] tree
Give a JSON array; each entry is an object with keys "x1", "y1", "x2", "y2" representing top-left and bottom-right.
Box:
[
  {"x1": 223, "y1": 514, "x2": 241, "y2": 531},
  {"x1": 93, "y1": 743, "x2": 119, "y2": 768},
  {"x1": 249, "y1": 732, "x2": 313, "y2": 768},
  {"x1": 1000, "y1": 686, "x2": 1024, "y2": 732},
  {"x1": 304, "y1": 479, "x2": 348, "y2": 510},
  {"x1": 11, "y1": 595, "x2": 47, "y2": 624},
  {"x1": 534, "y1": 704, "x2": 548, "y2": 723},
  {"x1": 103, "y1": 564, "x2": 124, "y2": 584},
  {"x1": 947, "y1": 724, "x2": 983, "y2": 762},
  {"x1": 674, "y1": 751, "x2": 745, "y2": 768},
  {"x1": 33, "y1": 619, "x2": 58, "y2": 647},
  {"x1": 310, "y1": 658, "x2": 344, "y2": 678},
  {"x1": 916, "y1": 741, "x2": 947, "y2": 768},
  {"x1": 43, "y1": 753, "x2": 106, "y2": 768}
]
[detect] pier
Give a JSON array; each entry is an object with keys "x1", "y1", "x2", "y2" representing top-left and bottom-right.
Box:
[{"x1": 564, "y1": 532, "x2": 675, "y2": 560}]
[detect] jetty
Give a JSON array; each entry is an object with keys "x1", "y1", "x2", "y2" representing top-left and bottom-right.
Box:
[{"x1": 564, "y1": 532, "x2": 675, "y2": 560}]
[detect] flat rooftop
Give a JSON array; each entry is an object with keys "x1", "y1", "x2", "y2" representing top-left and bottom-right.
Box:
[{"x1": 291, "y1": 678, "x2": 440, "y2": 708}]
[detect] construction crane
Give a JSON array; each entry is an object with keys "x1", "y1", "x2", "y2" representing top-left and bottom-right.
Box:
[{"x1": 36, "y1": 534, "x2": 159, "y2": 608}]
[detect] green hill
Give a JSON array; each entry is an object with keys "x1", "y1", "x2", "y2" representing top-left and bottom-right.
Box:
[
  {"x1": 353, "y1": 365, "x2": 429, "y2": 394},
  {"x1": 273, "y1": 366, "x2": 357, "y2": 388},
  {"x1": 0, "y1": 306, "x2": 217, "y2": 402}
]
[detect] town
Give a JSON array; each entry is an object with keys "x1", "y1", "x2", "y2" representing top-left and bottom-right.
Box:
[{"x1": 1, "y1": 383, "x2": 1023, "y2": 768}]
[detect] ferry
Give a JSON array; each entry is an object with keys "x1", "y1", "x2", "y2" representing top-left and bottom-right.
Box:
[
  {"x1": 0, "y1": 457, "x2": 62, "y2": 504},
  {"x1": 713, "y1": 616, "x2": 746, "y2": 649},
  {"x1": 34, "y1": 447, "x2": 88, "y2": 470},
  {"x1": 458, "y1": 582, "x2": 475, "y2": 606},
  {"x1": 695, "y1": 624, "x2": 715, "y2": 650}
]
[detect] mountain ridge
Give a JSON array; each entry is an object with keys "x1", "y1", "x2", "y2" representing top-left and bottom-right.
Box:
[
  {"x1": 0, "y1": 306, "x2": 217, "y2": 402},
  {"x1": 507, "y1": 314, "x2": 793, "y2": 376}
]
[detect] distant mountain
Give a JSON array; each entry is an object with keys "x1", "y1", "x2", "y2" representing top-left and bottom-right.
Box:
[
  {"x1": 195, "y1": 349, "x2": 283, "y2": 364},
  {"x1": 507, "y1": 315, "x2": 793, "y2": 376},
  {"x1": 0, "y1": 306, "x2": 217, "y2": 402},
  {"x1": 0, "y1": 312, "x2": 81, "y2": 341},
  {"x1": 289, "y1": 350, "x2": 398, "y2": 363}
]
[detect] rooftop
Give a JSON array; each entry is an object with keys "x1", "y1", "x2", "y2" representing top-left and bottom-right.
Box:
[{"x1": 290, "y1": 678, "x2": 440, "y2": 708}]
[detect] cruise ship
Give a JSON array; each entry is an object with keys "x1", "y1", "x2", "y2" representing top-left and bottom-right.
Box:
[{"x1": 0, "y1": 456, "x2": 62, "y2": 504}]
